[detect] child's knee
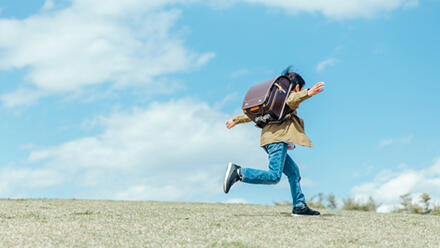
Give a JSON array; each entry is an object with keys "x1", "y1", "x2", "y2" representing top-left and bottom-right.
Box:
[{"x1": 269, "y1": 173, "x2": 282, "y2": 184}]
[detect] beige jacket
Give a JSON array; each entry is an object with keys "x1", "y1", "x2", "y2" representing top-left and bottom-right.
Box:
[{"x1": 232, "y1": 89, "x2": 313, "y2": 147}]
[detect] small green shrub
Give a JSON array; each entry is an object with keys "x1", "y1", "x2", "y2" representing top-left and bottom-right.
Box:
[
  {"x1": 307, "y1": 193, "x2": 326, "y2": 209},
  {"x1": 326, "y1": 194, "x2": 337, "y2": 209},
  {"x1": 394, "y1": 193, "x2": 432, "y2": 214},
  {"x1": 273, "y1": 200, "x2": 291, "y2": 206},
  {"x1": 274, "y1": 193, "x2": 334, "y2": 209},
  {"x1": 342, "y1": 196, "x2": 379, "y2": 212},
  {"x1": 421, "y1": 193, "x2": 432, "y2": 214},
  {"x1": 432, "y1": 205, "x2": 440, "y2": 216}
]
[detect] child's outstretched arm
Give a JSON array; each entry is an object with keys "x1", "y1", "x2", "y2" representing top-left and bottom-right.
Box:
[
  {"x1": 226, "y1": 114, "x2": 251, "y2": 129},
  {"x1": 286, "y1": 82, "x2": 325, "y2": 110}
]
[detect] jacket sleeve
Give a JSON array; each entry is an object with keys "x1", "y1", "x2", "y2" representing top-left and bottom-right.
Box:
[
  {"x1": 232, "y1": 113, "x2": 252, "y2": 124},
  {"x1": 286, "y1": 89, "x2": 311, "y2": 110}
]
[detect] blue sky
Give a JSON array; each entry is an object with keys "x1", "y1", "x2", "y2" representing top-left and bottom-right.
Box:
[{"x1": 0, "y1": 0, "x2": 439, "y2": 212}]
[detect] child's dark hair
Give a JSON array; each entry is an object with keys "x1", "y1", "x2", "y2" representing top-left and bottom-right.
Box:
[{"x1": 281, "y1": 66, "x2": 305, "y2": 90}]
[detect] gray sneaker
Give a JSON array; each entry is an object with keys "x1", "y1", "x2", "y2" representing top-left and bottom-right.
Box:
[{"x1": 223, "y1": 162, "x2": 241, "y2": 194}]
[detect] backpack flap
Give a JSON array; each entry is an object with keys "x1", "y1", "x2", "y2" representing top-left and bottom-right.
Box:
[
  {"x1": 242, "y1": 76, "x2": 293, "y2": 127},
  {"x1": 241, "y1": 78, "x2": 274, "y2": 110}
]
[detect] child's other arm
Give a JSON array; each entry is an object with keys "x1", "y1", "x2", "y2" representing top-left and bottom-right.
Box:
[
  {"x1": 286, "y1": 82, "x2": 325, "y2": 110},
  {"x1": 226, "y1": 113, "x2": 251, "y2": 129}
]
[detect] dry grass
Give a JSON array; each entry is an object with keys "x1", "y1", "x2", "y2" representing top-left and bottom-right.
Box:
[{"x1": 0, "y1": 199, "x2": 439, "y2": 248}]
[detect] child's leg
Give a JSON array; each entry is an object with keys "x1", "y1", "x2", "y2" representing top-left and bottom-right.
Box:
[
  {"x1": 240, "y1": 142, "x2": 287, "y2": 184},
  {"x1": 283, "y1": 154, "x2": 306, "y2": 208}
]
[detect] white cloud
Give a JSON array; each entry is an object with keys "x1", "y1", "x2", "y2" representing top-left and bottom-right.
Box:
[
  {"x1": 379, "y1": 138, "x2": 393, "y2": 148},
  {"x1": 400, "y1": 135, "x2": 413, "y2": 144},
  {"x1": 352, "y1": 158, "x2": 440, "y2": 212},
  {"x1": 42, "y1": 0, "x2": 55, "y2": 10},
  {"x1": 316, "y1": 58, "x2": 337, "y2": 72},
  {"x1": 0, "y1": 0, "x2": 214, "y2": 107},
  {"x1": 230, "y1": 69, "x2": 251, "y2": 78},
  {"x1": 0, "y1": 88, "x2": 48, "y2": 108},
  {"x1": 0, "y1": 167, "x2": 64, "y2": 196},
  {"x1": 113, "y1": 185, "x2": 185, "y2": 201},
  {"x1": 214, "y1": 92, "x2": 238, "y2": 110},
  {"x1": 0, "y1": 0, "x2": 420, "y2": 107},
  {"x1": 379, "y1": 135, "x2": 413, "y2": 148},
  {"x1": 239, "y1": 0, "x2": 419, "y2": 19},
  {"x1": 0, "y1": 98, "x2": 266, "y2": 201}
]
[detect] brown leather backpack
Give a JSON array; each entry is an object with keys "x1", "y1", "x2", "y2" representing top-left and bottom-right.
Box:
[{"x1": 242, "y1": 76, "x2": 294, "y2": 128}]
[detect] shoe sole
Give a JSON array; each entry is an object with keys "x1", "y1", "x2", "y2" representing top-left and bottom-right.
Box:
[
  {"x1": 223, "y1": 162, "x2": 233, "y2": 193},
  {"x1": 291, "y1": 214, "x2": 321, "y2": 217}
]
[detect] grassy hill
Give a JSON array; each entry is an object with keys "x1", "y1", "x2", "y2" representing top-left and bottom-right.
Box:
[{"x1": 0, "y1": 199, "x2": 439, "y2": 247}]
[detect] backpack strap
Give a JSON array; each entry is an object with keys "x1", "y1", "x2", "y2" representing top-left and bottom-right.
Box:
[{"x1": 255, "y1": 110, "x2": 297, "y2": 128}]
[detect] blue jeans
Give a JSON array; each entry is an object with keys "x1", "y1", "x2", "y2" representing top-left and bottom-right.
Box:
[{"x1": 240, "y1": 142, "x2": 306, "y2": 208}]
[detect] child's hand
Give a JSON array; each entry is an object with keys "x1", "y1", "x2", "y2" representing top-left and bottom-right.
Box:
[
  {"x1": 308, "y1": 82, "x2": 325, "y2": 96},
  {"x1": 226, "y1": 119, "x2": 237, "y2": 129}
]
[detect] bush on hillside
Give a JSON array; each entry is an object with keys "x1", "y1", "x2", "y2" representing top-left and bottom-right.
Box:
[
  {"x1": 273, "y1": 192, "x2": 440, "y2": 215},
  {"x1": 307, "y1": 193, "x2": 326, "y2": 209},
  {"x1": 393, "y1": 193, "x2": 439, "y2": 214},
  {"x1": 432, "y1": 205, "x2": 440, "y2": 216},
  {"x1": 273, "y1": 200, "x2": 291, "y2": 206},
  {"x1": 274, "y1": 192, "x2": 335, "y2": 210},
  {"x1": 421, "y1": 193, "x2": 432, "y2": 214},
  {"x1": 394, "y1": 193, "x2": 417, "y2": 213},
  {"x1": 342, "y1": 196, "x2": 379, "y2": 212},
  {"x1": 326, "y1": 193, "x2": 337, "y2": 209}
]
